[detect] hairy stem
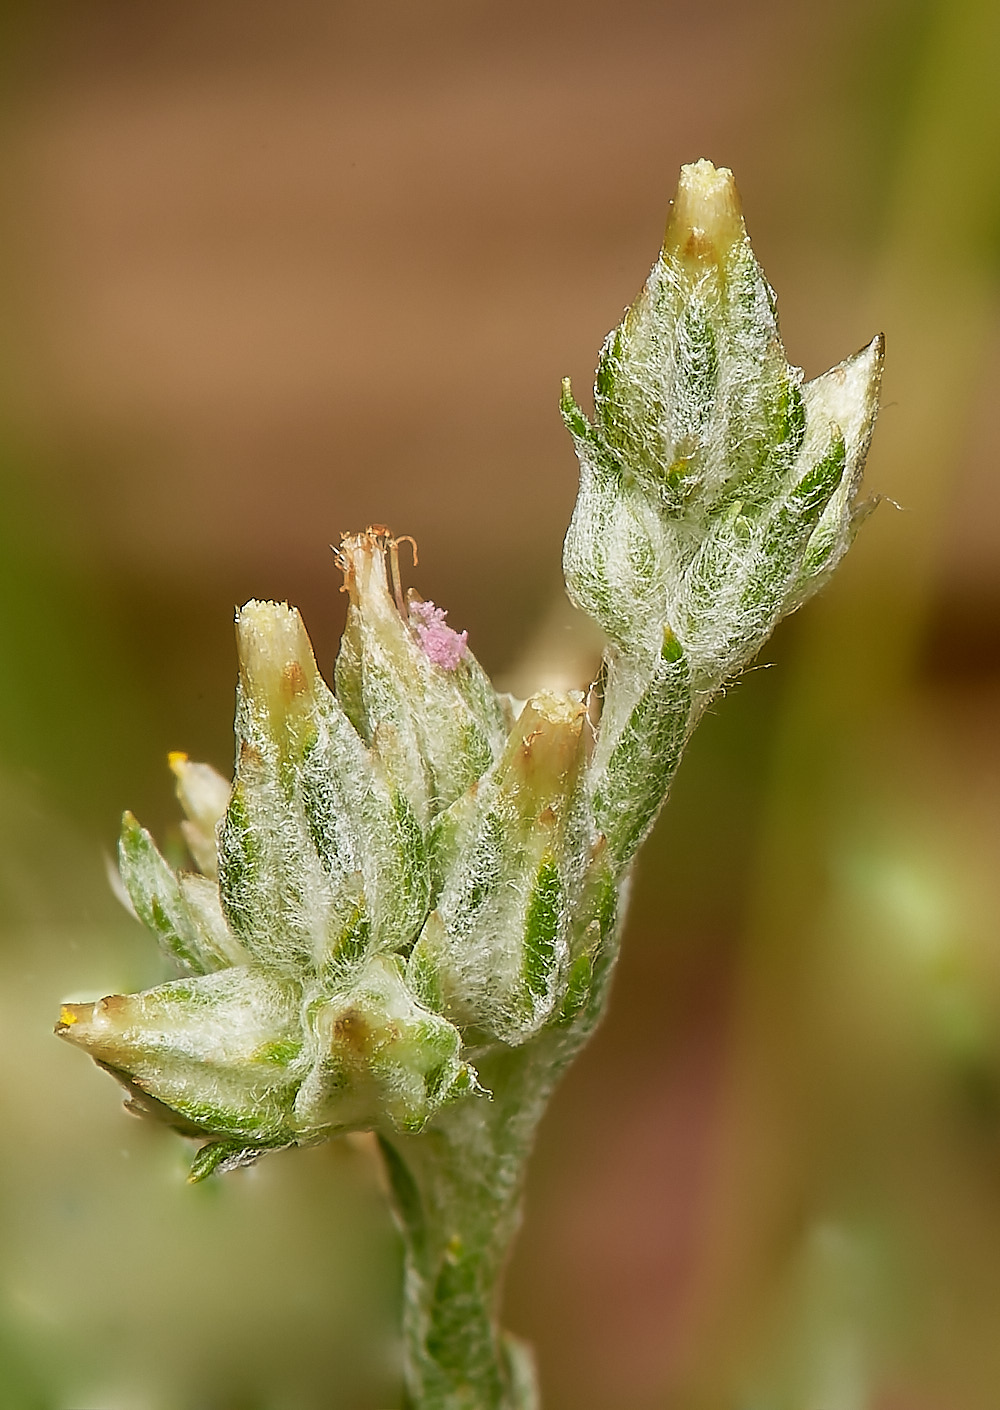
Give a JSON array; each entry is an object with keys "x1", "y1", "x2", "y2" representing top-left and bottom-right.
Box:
[{"x1": 379, "y1": 1031, "x2": 592, "y2": 1409}]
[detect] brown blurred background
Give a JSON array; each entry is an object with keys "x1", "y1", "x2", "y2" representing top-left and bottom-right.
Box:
[{"x1": 2, "y1": 0, "x2": 1000, "y2": 1406}]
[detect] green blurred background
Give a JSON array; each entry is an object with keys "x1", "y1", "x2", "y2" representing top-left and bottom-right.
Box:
[{"x1": 2, "y1": 0, "x2": 1000, "y2": 1405}]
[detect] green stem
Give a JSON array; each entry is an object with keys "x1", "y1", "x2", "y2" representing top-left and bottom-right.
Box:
[{"x1": 378, "y1": 1034, "x2": 590, "y2": 1410}]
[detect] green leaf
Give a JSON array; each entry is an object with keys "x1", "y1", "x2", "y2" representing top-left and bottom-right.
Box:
[
  {"x1": 522, "y1": 855, "x2": 562, "y2": 1003},
  {"x1": 593, "y1": 631, "x2": 692, "y2": 863},
  {"x1": 118, "y1": 812, "x2": 232, "y2": 974}
]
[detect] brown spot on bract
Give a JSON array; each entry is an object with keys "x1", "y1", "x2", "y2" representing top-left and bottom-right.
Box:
[
  {"x1": 333, "y1": 1008, "x2": 368, "y2": 1050},
  {"x1": 684, "y1": 228, "x2": 716, "y2": 262},
  {"x1": 282, "y1": 660, "x2": 307, "y2": 698}
]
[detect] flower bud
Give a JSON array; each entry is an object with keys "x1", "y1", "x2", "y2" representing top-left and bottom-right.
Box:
[
  {"x1": 294, "y1": 955, "x2": 473, "y2": 1138},
  {"x1": 407, "y1": 691, "x2": 590, "y2": 1043},
  {"x1": 335, "y1": 529, "x2": 510, "y2": 830},
  {"x1": 118, "y1": 810, "x2": 247, "y2": 973},
  {"x1": 562, "y1": 159, "x2": 883, "y2": 696},
  {"x1": 787, "y1": 334, "x2": 884, "y2": 604},
  {"x1": 168, "y1": 752, "x2": 230, "y2": 878},
  {"x1": 561, "y1": 160, "x2": 882, "y2": 867},
  {"x1": 661, "y1": 157, "x2": 745, "y2": 267},
  {"x1": 56, "y1": 956, "x2": 472, "y2": 1179},
  {"x1": 217, "y1": 599, "x2": 429, "y2": 976},
  {"x1": 56, "y1": 967, "x2": 304, "y2": 1153}
]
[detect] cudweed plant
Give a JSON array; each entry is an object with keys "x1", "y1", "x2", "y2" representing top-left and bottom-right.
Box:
[{"x1": 56, "y1": 161, "x2": 882, "y2": 1410}]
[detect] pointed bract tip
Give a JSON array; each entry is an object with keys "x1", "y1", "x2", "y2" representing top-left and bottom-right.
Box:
[
  {"x1": 503, "y1": 690, "x2": 589, "y2": 799},
  {"x1": 663, "y1": 159, "x2": 745, "y2": 265},
  {"x1": 55, "y1": 1000, "x2": 99, "y2": 1042},
  {"x1": 235, "y1": 600, "x2": 318, "y2": 707},
  {"x1": 167, "y1": 755, "x2": 231, "y2": 873}
]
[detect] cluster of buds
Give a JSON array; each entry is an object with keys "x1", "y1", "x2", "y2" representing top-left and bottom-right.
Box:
[
  {"x1": 58, "y1": 529, "x2": 616, "y2": 1178},
  {"x1": 563, "y1": 159, "x2": 882, "y2": 859},
  {"x1": 57, "y1": 162, "x2": 882, "y2": 1187}
]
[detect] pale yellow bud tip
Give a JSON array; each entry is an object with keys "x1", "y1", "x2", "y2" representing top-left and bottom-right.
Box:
[
  {"x1": 236, "y1": 600, "x2": 319, "y2": 708},
  {"x1": 663, "y1": 158, "x2": 745, "y2": 264},
  {"x1": 528, "y1": 689, "x2": 587, "y2": 729},
  {"x1": 503, "y1": 691, "x2": 590, "y2": 797}
]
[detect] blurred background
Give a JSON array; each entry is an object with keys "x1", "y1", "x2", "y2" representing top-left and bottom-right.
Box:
[{"x1": 2, "y1": 0, "x2": 999, "y2": 1405}]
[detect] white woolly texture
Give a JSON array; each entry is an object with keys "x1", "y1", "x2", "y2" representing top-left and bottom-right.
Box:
[
  {"x1": 564, "y1": 170, "x2": 881, "y2": 762},
  {"x1": 218, "y1": 600, "x2": 427, "y2": 978},
  {"x1": 336, "y1": 531, "x2": 508, "y2": 828},
  {"x1": 563, "y1": 462, "x2": 671, "y2": 659},
  {"x1": 117, "y1": 812, "x2": 249, "y2": 975},
  {"x1": 294, "y1": 955, "x2": 469, "y2": 1138},
  {"x1": 89, "y1": 592, "x2": 482, "y2": 1160},
  {"x1": 57, "y1": 967, "x2": 305, "y2": 1143},
  {"x1": 177, "y1": 873, "x2": 248, "y2": 969},
  {"x1": 786, "y1": 335, "x2": 885, "y2": 610},
  {"x1": 562, "y1": 160, "x2": 883, "y2": 858},
  {"x1": 63, "y1": 162, "x2": 882, "y2": 1226},
  {"x1": 413, "y1": 691, "x2": 592, "y2": 1044}
]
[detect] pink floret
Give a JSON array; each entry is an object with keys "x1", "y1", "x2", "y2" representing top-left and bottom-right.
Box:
[{"x1": 409, "y1": 599, "x2": 468, "y2": 671}]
